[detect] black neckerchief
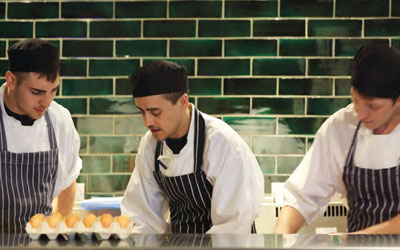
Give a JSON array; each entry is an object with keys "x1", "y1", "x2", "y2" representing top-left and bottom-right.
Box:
[
  {"x1": 4, "y1": 103, "x2": 36, "y2": 126},
  {"x1": 166, "y1": 133, "x2": 188, "y2": 154}
]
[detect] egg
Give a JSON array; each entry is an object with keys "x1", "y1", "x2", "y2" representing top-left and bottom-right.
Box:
[
  {"x1": 65, "y1": 214, "x2": 80, "y2": 228},
  {"x1": 29, "y1": 213, "x2": 46, "y2": 229},
  {"x1": 47, "y1": 212, "x2": 63, "y2": 228},
  {"x1": 83, "y1": 213, "x2": 97, "y2": 228},
  {"x1": 100, "y1": 213, "x2": 114, "y2": 228},
  {"x1": 116, "y1": 215, "x2": 130, "y2": 228}
]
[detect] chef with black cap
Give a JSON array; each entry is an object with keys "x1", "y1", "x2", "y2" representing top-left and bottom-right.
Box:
[
  {"x1": 121, "y1": 60, "x2": 264, "y2": 234},
  {"x1": 0, "y1": 38, "x2": 81, "y2": 233},
  {"x1": 275, "y1": 44, "x2": 400, "y2": 234}
]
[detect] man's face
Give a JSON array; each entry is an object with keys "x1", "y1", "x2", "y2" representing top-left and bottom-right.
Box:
[
  {"x1": 351, "y1": 88, "x2": 400, "y2": 132},
  {"x1": 135, "y1": 94, "x2": 188, "y2": 141},
  {"x1": 8, "y1": 72, "x2": 59, "y2": 120}
]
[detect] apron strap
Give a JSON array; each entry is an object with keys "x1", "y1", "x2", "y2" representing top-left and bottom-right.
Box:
[
  {"x1": 193, "y1": 107, "x2": 206, "y2": 173},
  {"x1": 344, "y1": 121, "x2": 362, "y2": 167},
  {"x1": 154, "y1": 141, "x2": 162, "y2": 173},
  {"x1": 0, "y1": 106, "x2": 7, "y2": 151}
]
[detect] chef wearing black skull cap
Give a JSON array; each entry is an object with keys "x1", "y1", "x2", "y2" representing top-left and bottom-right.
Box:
[
  {"x1": 0, "y1": 38, "x2": 81, "y2": 233},
  {"x1": 121, "y1": 60, "x2": 264, "y2": 234}
]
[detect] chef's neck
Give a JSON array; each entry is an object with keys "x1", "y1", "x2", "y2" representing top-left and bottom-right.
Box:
[
  {"x1": 372, "y1": 108, "x2": 400, "y2": 135},
  {"x1": 170, "y1": 103, "x2": 192, "y2": 139}
]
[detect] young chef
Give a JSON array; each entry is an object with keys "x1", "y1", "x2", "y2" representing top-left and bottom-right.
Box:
[
  {"x1": 274, "y1": 44, "x2": 400, "y2": 234},
  {"x1": 121, "y1": 60, "x2": 264, "y2": 234},
  {"x1": 0, "y1": 39, "x2": 82, "y2": 233}
]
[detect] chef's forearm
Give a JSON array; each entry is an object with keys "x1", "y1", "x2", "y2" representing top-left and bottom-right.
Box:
[
  {"x1": 274, "y1": 205, "x2": 305, "y2": 234},
  {"x1": 354, "y1": 214, "x2": 400, "y2": 234},
  {"x1": 55, "y1": 181, "x2": 77, "y2": 216}
]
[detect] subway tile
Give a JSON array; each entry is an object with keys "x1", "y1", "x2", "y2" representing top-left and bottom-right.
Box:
[
  {"x1": 252, "y1": 98, "x2": 305, "y2": 115},
  {"x1": 85, "y1": 193, "x2": 114, "y2": 199},
  {"x1": 256, "y1": 156, "x2": 275, "y2": 175},
  {"x1": 264, "y1": 175, "x2": 289, "y2": 193},
  {"x1": 307, "y1": 138, "x2": 315, "y2": 151},
  {"x1": 253, "y1": 59, "x2": 305, "y2": 76},
  {"x1": 225, "y1": 39, "x2": 277, "y2": 57},
  {"x1": 170, "y1": 1, "x2": 222, "y2": 18},
  {"x1": 8, "y1": 3, "x2": 58, "y2": 19},
  {"x1": 393, "y1": 39, "x2": 400, "y2": 50},
  {"x1": 394, "y1": 0, "x2": 400, "y2": 16},
  {"x1": 115, "y1": 2, "x2": 166, "y2": 18},
  {"x1": 0, "y1": 41, "x2": 5, "y2": 57},
  {"x1": 308, "y1": 20, "x2": 362, "y2": 37},
  {"x1": 63, "y1": 40, "x2": 113, "y2": 57},
  {"x1": 277, "y1": 157, "x2": 302, "y2": 174},
  {"x1": 188, "y1": 78, "x2": 221, "y2": 95},
  {"x1": 307, "y1": 98, "x2": 351, "y2": 115},
  {"x1": 335, "y1": 39, "x2": 389, "y2": 57},
  {"x1": 281, "y1": 0, "x2": 333, "y2": 17},
  {"x1": 143, "y1": 59, "x2": 194, "y2": 76},
  {"x1": 336, "y1": 0, "x2": 388, "y2": 17},
  {"x1": 90, "y1": 21, "x2": 140, "y2": 38},
  {"x1": 89, "y1": 136, "x2": 141, "y2": 154},
  {"x1": 54, "y1": 98, "x2": 87, "y2": 115},
  {"x1": 80, "y1": 136, "x2": 88, "y2": 154},
  {"x1": 170, "y1": 40, "x2": 222, "y2": 57},
  {"x1": 198, "y1": 59, "x2": 250, "y2": 76},
  {"x1": 60, "y1": 60, "x2": 87, "y2": 77},
  {"x1": 144, "y1": 21, "x2": 195, "y2": 37},
  {"x1": 252, "y1": 136, "x2": 306, "y2": 154},
  {"x1": 225, "y1": 1, "x2": 277, "y2": 17},
  {"x1": 76, "y1": 174, "x2": 87, "y2": 185},
  {"x1": 36, "y1": 21, "x2": 86, "y2": 38},
  {"x1": 279, "y1": 78, "x2": 332, "y2": 95},
  {"x1": 89, "y1": 59, "x2": 139, "y2": 77},
  {"x1": 278, "y1": 117, "x2": 326, "y2": 135},
  {"x1": 0, "y1": 60, "x2": 7, "y2": 75},
  {"x1": 63, "y1": 79, "x2": 113, "y2": 96},
  {"x1": 116, "y1": 78, "x2": 131, "y2": 96},
  {"x1": 89, "y1": 97, "x2": 137, "y2": 115},
  {"x1": 74, "y1": 117, "x2": 113, "y2": 135},
  {"x1": 0, "y1": 4, "x2": 4, "y2": 19},
  {"x1": 279, "y1": 39, "x2": 332, "y2": 56},
  {"x1": 81, "y1": 156, "x2": 111, "y2": 173},
  {"x1": 197, "y1": 97, "x2": 250, "y2": 114},
  {"x1": 88, "y1": 174, "x2": 131, "y2": 193},
  {"x1": 365, "y1": 20, "x2": 400, "y2": 37},
  {"x1": 254, "y1": 20, "x2": 305, "y2": 37},
  {"x1": 335, "y1": 79, "x2": 352, "y2": 96},
  {"x1": 116, "y1": 40, "x2": 167, "y2": 57},
  {"x1": 308, "y1": 59, "x2": 352, "y2": 76},
  {"x1": 223, "y1": 117, "x2": 276, "y2": 135},
  {"x1": 199, "y1": 20, "x2": 250, "y2": 37},
  {"x1": 224, "y1": 78, "x2": 276, "y2": 95},
  {"x1": 9, "y1": 39, "x2": 59, "y2": 48},
  {"x1": 61, "y1": 2, "x2": 112, "y2": 18},
  {"x1": 0, "y1": 22, "x2": 32, "y2": 38},
  {"x1": 113, "y1": 155, "x2": 135, "y2": 173},
  {"x1": 115, "y1": 117, "x2": 148, "y2": 135}
]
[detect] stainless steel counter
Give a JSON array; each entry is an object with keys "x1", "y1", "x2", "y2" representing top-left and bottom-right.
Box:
[{"x1": 1, "y1": 234, "x2": 400, "y2": 250}]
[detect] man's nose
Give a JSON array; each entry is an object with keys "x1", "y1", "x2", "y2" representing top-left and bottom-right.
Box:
[{"x1": 143, "y1": 113, "x2": 154, "y2": 127}]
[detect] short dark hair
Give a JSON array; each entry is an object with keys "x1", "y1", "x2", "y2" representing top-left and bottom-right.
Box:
[
  {"x1": 351, "y1": 44, "x2": 400, "y2": 101},
  {"x1": 162, "y1": 92, "x2": 186, "y2": 105}
]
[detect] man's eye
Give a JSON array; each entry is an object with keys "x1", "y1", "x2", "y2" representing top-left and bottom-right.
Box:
[
  {"x1": 152, "y1": 112, "x2": 161, "y2": 116},
  {"x1": 31, "y1": 91, "x2": 41, "y2": 95}
]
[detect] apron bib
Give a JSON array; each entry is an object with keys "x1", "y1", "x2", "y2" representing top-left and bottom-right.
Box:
[
  {"x1": 0, "y1": 109, "x2": 58, "y2": 233},
  {"x1": 343, "y1": 121, "x2": 400, "y2": 232}
]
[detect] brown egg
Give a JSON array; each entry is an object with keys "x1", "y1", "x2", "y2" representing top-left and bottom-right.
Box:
[
  {"x1": 29, "y1": 213, "x2": 46, "y2": 229},
  {"x1": 116, "y1": 215, "x2": 130, "y2": 229},
  {"x1": 65, "y1": 214, "x2": 80, "y2": 228},
  {"x1": 47, "y1": 212, "x2": 63, "y2": 228},
  {"x1": 83, "y1": 213, "x2": 97, "y2": 228},
  {"x1": 100, "y1": 213, "x2": 114, "y2": 228}
]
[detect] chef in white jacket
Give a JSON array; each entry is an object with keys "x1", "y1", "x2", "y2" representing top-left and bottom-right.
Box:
[
  {"x1": 121, "y1": 60, "x2": 264, "y2": 234},
  {"x1": 275, "y1": 45, "x2": 400, "y2": 234}
]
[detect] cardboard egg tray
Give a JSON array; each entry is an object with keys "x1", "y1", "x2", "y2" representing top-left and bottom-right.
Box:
[{"x1": 25, "y1": 218, "x2": 134, "y2": 241}]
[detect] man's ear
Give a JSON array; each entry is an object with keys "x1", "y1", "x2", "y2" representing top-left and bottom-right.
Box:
[
  {"x1": 179, "y1": 93, "x2": 189, "y2": 109},
  {"x1": 5, "y1": 71, "x2": 17, "y2": 91}
]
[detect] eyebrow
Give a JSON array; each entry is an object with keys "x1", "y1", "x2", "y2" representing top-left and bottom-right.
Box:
[
  {"x1": 30, "y1": 86, "x2": 59, "y2": 93},
  {"x1": 135, "y1": 106, "x2": 160, "y2": 112}
]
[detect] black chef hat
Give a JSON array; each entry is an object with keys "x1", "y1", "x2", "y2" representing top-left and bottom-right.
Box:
[
  {"x1": 130, "y1": 60, "x2": 188, "y2": 98},
  {"x1": 7, "y1": 38, "x2": 60, "y2": 73}
]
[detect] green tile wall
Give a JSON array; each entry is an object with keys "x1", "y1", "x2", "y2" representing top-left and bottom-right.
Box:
[{"x1": 2, "y1": 0, "x2": 397, "y2": 196}]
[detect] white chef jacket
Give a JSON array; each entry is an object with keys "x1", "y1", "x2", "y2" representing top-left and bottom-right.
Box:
[
  {"x1": 0, "y1": 83, "x2": 82, "y2": 197},
  {"x1": 121, "y1": 104, "x2": 264, "y2": 234},
  {"x1": 283, "y1": 103, "x2": 400, "y2": 224}
]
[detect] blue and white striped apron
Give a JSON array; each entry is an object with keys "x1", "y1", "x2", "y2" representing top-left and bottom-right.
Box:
[
  {"x1": 0, "y1": 108, "x2": 58, "y2": 233},
  {"x1": 343, "y1": 121, "x2": 400, "y2": 232},
  {"x1": 154, "y1": 107, "x2": 256, "y2": 234}
]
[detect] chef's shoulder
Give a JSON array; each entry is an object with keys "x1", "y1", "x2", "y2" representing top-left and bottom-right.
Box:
[{"x1": 47, "y1": 100, "x2": 75, "y2": 130}]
